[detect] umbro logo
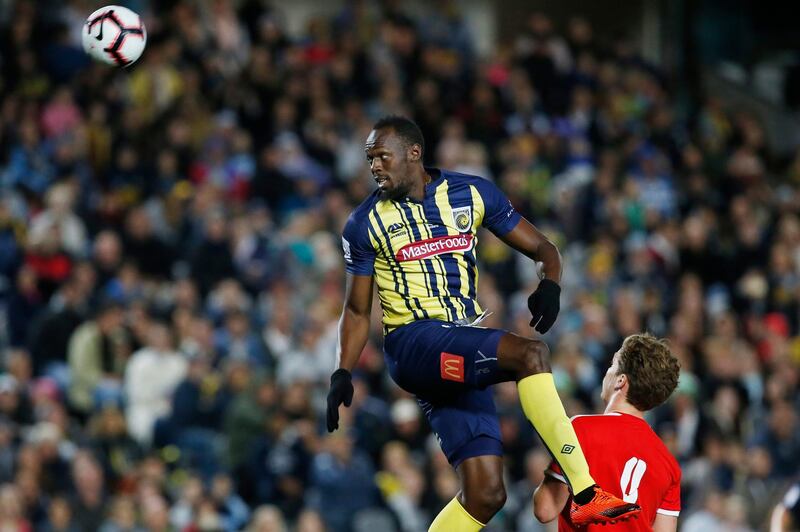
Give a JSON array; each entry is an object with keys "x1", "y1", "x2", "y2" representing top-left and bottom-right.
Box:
[{"x1": 561, "y1": 444, "x2": 575, "y2": 455}]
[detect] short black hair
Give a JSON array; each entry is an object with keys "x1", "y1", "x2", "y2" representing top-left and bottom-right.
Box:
[{"x1": 372, "y1": 115, "x2": 425, "y2": 156}]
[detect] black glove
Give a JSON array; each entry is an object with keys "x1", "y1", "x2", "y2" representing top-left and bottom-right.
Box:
[
  {"x1": 528, "y1": 278, "x2": 561, "y2": 333},
  {"x1": 326, "y1": 368, "x2": 354, "y2": 432}
]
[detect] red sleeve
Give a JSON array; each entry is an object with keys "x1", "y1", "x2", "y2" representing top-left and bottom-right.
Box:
[
  {"x1": 657, "y1": 465, "x2": 681, "y2": 516},
  {"x1": 545, "y1": 461, "x2": 568, "y2": 484}
]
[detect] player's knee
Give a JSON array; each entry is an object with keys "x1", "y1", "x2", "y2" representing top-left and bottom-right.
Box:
[
  {"x1": 480, "y1": 482, "x2": 507, "y2": 515},
  {"x1": 489, "y1": 484, "x2": 508, "y2": 513},
  {"x1": 518, "y1": 340, "x2": 551, "y2": 378},
  {"x1": 464, "y1": 479, "x2": 507, "y2": 519}
]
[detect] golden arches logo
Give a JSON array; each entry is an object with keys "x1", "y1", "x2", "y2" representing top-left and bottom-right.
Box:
[{"x1": 440, "y1": 353, "x2": 465, "y2": 382}]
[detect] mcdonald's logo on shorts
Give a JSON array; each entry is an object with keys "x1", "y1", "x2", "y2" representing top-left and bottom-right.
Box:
[{"x1": 440, "y1": 352, "x2": 465, "y2": 383}]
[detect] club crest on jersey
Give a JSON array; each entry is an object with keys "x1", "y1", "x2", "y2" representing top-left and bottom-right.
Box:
[{"x1": 452, "y1": 206, "x2": 473, "y2": 233}]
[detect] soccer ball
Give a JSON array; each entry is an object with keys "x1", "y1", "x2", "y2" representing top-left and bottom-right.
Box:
[{"x1": 82, "y1": 5, "x2": 146, "y2": 67}]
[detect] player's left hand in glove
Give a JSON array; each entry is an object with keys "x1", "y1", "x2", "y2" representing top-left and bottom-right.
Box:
[
  {"x1": 326, "y1": 368, "x2": 354, "y2": 432},
  {"x1": 528, "y1": 278, "x2": 561, "y2": 333}
]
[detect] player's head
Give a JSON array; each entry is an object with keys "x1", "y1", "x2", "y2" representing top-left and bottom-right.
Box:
[
  {"x1": 365, "y1": 115, "x2": 425, "y2": 200},
  {"x1": 600, "y1": 333, "x2": 680, "y2": 412}
]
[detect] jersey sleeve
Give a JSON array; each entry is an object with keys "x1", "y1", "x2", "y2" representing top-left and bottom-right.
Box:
[
  {"x1": 657, "y1": 466, "x2": 681, "y2": 517},
  {"x1": 342, "y1": 212, "x2": 375, "y2": 275},
  {"x1": 474, "y1": 178, "x2": 522, "y2": 236},
  {"x1": 545, "y1": 461, "x2": 567, "y2": 484}
]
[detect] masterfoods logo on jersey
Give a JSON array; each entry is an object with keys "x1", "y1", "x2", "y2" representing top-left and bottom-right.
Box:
[{"x1": 395, "y1": 234, "x2": 474, "y2": 261}]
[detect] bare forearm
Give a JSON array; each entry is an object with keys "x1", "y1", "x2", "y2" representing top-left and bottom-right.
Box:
[
  {"x1": 500, "y1": 219, "x2": 562, "y2": 283},
  {"x1": 533, "y1": 479, "x2": 570, "y2": 523},
  {"x1": 336, "y1": 306, "x2": 370, "y2": 371},
  {"x1": 653, "y1": 514, "x2": 678, "y2": 532},
  {"x1": 533, "y1": 239, "x2": 562, "y2": 282}
]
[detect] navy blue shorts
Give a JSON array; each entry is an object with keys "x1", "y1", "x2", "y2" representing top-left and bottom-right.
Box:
[{"x1": 383, "y1": 319, "x2": 513, "y2": 468}]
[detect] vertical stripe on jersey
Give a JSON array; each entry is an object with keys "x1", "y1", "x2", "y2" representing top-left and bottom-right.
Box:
[
  {"x1": 427, "y1": 182, "x2": 469, "y2": 318},
  {"x1": 371, "y1": 207, "x2": 425, "y2": 320},
  {"x1": 367, "y1": 209, "x2": 420, "y2": 321},
  {"x1": 468, "y1": 184, "x2": 487, "y2": 229},
  {"x1": 410, "y1": 202, "x2": 459, "y2": 322},
  {"x1": 390, "y1": 203, "x2": 431, "y2": 319},
  {"x1": 442, "y1": 181, "x2": 479, "y2": 316},
  {"x1": 399, "y1": 202, "x2": 454, "y2": 321},
  {"x1": 467, "y1": 185, "x2": 489, "y2": 302},
  {"x1": 366, "y1": 217, "x2": 409, "y2": 325}
]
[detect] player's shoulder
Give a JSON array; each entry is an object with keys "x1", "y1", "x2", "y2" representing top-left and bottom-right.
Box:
[
  {"x1": 343, "y1": 190, "x2": 382, "y2": 245},
  {"x1": 570, "y1": 413, "x2": 669, "y2": 449},
  {"x1": 347, "y1": 189, "x2": 382, "y2": 225},
  {"x1": 440, "y1": 168, "x2": 491, "y2": 188},
  {"x1": 570, "y1": 412, "x2": 624, "y2": 428},
  {"x1": 572, "y1": 412, "x2": 680, "y2": 473},
  {"x1": 439, "y1": 169, "x2": 504, "y2": 204},
  {"x1": 569, "y1": 413, "x2": 622, "y2": 443}
]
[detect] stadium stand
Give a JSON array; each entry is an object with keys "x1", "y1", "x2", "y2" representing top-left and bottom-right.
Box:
[{"x1": 1, "y1": 1, "x2": 799, "y2": 530}]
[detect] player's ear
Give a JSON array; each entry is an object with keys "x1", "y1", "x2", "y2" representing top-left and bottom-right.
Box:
[
  {"x1": 614, "y1": 373, "x2": 627, "y2": 391},
  {"x1": 408, "y1": 143, "x2": 422, "y2": 162}
]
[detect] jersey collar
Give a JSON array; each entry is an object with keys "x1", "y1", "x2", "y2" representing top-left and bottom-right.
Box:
[
  {"x1": 424, "y1": 167, "x2": 444, "y2": 194},
  {"x1": 396, "y1": 167, "x2": 444, "y2": 204}
]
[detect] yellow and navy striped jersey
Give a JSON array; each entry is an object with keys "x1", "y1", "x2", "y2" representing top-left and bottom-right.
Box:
[{"x1": 342, "y1": 168, "x2": 521, "y2": 334}]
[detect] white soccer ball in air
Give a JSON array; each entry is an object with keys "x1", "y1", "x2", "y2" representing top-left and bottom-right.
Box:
[{"x1": 82, "y1": 5, "x2": 146, "y2": 67}]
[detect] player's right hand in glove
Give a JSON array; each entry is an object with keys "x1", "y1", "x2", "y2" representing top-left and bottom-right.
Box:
[
  {"x1": 326, "y1": 368, "x2": 354, "y2": 432},
  {"x1": 528, "y1": 278, "x2": 561, "y2": 333}
]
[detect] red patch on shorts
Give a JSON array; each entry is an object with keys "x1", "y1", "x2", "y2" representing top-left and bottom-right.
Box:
[{"x1": 440, "y1": 352, "x2": 465, "y2": 383}]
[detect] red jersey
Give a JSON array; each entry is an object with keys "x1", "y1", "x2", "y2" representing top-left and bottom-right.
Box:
[{"x1": 547, "y1": 412, "x2": 681, "y2": 531}]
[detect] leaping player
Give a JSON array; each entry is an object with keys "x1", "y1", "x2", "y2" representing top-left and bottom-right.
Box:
[{"x1": 327, "y1": 116, "x2": 641, "y2": 530}]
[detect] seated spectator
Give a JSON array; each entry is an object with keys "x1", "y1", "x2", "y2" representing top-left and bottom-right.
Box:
[
  {"x1": 308, "y1": 432, "x2": 378, "y2": 532},
  {"x1": 68, "y1": 452, "x2": 107, "y2": 531},
  {"x1": 86, "y1": 405, "x2": 143, "y2": 487},
  {"x1": 67, "y1": 300, "x2": 128, "y2": 415},
  {"x1": 40, "y1": 495, "x2": 78, "y2": 532},
  {"x1": 0, "y1": 374, "x2": 33, "y2": 427},
  {"x1": 27, "y1": 277, "x2": 88, "y2": 377},
  {"x1": 97, "y1": 496, "x2": 140, "y2": 532},
  {"x1": 246, "y1": 505, "x2": 287, "y2": 532},
  {"x1": 124, "y1": 321, "x2": 187, "y2": 446},
  {"x1": 210, "y1": 473, "x2": 251, "y2": 532},
  {"x1": 214, "y1": 310, "x2": 272, "y2": 368},
  {"x1": 22, "y1": 227, "x2": 73, "y2": 304},
  {"x1": 28, "y1": 183, "x2": 88, "y2": 259},
  {"x1": 5, "y1": 266, "x2": 44, "y2": 347},
  {"x1": 0, "y1": 483, "x2": 32, "y2": 531}
]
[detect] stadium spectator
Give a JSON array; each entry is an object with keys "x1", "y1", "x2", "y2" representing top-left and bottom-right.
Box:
[
  {"x1": 67, "y1": 299, "x2": 128, "y2": 414},
  {"x1": 123, "y1": 321, "x2": 187, "y2": 446},
  {"x1": 0, "y1": 1, "x2": 798, "y2": 530}
]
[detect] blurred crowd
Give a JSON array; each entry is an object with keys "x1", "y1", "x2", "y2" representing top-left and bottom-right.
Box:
[{"x1": 1, "y1": 0, "x2": 799, "y2": 531}]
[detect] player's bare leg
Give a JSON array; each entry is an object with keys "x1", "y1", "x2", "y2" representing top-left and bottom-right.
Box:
[
  {"x1": 496, "y1": 332, "x2": 641, "y2": 525},
  {"x1": 458, "y1": 455, "x2": 506, "y2": 523},
  {"x1": 428, "y1": 455, "x2": 504, "y2": 531}
]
